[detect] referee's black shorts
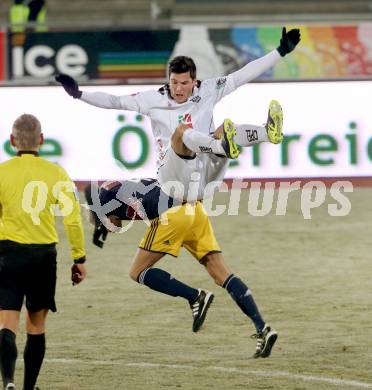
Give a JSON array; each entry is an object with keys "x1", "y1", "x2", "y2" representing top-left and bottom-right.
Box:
[{"x1": 0, "y1": 240, "x2": 57, "y2": 312}]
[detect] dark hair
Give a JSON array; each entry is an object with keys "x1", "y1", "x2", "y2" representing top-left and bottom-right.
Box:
[{"x1": 168, "y1": 56, "x2": 196, "y2": 79}]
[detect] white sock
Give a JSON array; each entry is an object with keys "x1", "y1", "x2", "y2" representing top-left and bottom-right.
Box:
[
  {"x1": 235, "y1": 124, "x2": 269, "y2": 146},
  {"x1": 182, "y1": 128, "x2": 226, "y2": 156}
]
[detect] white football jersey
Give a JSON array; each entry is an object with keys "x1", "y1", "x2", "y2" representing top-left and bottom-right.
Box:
[
  {"x1": 82, "y1": 76, "x2": 236, "y2": 168},
  {"x1": 80, "y1": 50, "x2": 281, "y2": 169}
]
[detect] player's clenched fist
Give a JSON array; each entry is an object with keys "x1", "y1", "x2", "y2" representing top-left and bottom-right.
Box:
[
  {"x1": 277, "y1": 27, "x2": 301, "y2": 57},
  {"x1": 55, "y1": 74, "x2": 82, "y2": 99}
]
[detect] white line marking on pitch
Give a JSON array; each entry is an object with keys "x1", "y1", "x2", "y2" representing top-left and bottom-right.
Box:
[{"x1": 44, "y1": 359, "x2": 372, "y2": 388}]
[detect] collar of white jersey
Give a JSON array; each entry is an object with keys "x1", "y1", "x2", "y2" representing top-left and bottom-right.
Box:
[{"x1": 163, "y1": 81, "x2": 202, "y2": 106}]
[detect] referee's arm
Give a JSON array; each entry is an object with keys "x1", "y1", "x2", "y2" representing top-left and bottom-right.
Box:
[
  {"x1": 59, "y1": 179, "x2": 85, "y2": 259},
  {"x1": 57, "y1": 169, "x2": 87, "y2": 284}
]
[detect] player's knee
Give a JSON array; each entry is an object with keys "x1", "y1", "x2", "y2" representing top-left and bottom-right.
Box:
[
  {"x1": 171, "y1": 125, "x2": 193, "y2": 156},
  {"x1": 214, "y1": 124, "x2": 224, "y2": 139},
  {"x1": 201, "y1": 254, "x2": 229, "y2": 287},
  {"x1": 128, "y1": 268, "x2": 139, "y2": 282},
  {"x1": 176, "y1": 124, "x2": 188, "y2": 133},
  {"x1": 27, "y1": 325, "x2": 45, "y2": 334},
  {"x1": 203, "y1": 271, "x2": 223, "y2": 286},
  {"x1": 26, "y1": 319, "x2": 46, "y2": 334},
  {"x1": 172, "y1": 124, "x2": 188, "y2": 143}
]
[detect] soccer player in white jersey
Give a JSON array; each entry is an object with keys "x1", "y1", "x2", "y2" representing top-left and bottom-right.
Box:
[{"x1": 56, "y1": 27, "x2": 300, "y2": 358}]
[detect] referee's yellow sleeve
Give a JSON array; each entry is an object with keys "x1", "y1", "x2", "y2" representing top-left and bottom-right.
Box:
[{"x1": 57, "y1": 168, "x2": 86, "y2": 260}]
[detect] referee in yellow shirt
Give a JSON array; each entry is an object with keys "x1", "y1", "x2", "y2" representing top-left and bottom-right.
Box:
[{"x1": 0, "y1": 114, "x2": 87, "y2": 390}]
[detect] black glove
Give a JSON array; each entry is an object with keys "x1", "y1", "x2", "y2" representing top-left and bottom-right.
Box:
[
  {"x1": 84, "y1": 184, "x2": 109, "y2": 248},
  {"x1": 93, "y1": 223, "x2": 108, "y2": 248},
  {"x1": 55, "y1": 74, "x2": 82, "y2": 99},
  {"x1": 277, "y1": 27, "x2": 301, "y2": 57}
]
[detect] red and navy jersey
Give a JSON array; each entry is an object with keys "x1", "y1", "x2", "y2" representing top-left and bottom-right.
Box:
[{"x1": 87, "y1": 178, "x2": 180, "y2": 222}]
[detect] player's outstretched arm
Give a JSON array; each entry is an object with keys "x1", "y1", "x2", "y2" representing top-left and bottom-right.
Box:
[
  {"x1": 55, "y1": 73, "x2": 144, "y2": 110},
  {"x1": 228, "y1": 26, "x2": 301, "y2": 87}
]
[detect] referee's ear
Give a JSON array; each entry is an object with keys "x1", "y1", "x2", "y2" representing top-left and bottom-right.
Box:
[
  {"x1": 39, "y1": 133, "x2": 44, "y2": 145},
  {"x1": 10, "y1": 134, "x2": 16, "y2": 147}
]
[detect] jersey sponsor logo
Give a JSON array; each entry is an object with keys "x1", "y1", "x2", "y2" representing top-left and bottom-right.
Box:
[
  {"x1": 216, "y1": 77, "x2": 227, "y2": 89},
  {"x1": 178, "y1": 113, "x2": 193, "y2": 128},
  {"x1": 190, "y1": 95, "x2": 201, "y2": 103},
  {"x1": 245, "y1": 129, "x2": 259, "y2": 143},
  {"x1": 199, "y1": 146, "x2": 213, "y2": 153}
]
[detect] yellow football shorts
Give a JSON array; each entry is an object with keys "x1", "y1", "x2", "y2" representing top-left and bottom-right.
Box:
[{"x1": 139, "y1": 201, "x2": 221, "y2": 261}]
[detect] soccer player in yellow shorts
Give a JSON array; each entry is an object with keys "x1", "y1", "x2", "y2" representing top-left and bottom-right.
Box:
[{"x1": 64, "y1": 27, "x2": 301, "y2": 358}]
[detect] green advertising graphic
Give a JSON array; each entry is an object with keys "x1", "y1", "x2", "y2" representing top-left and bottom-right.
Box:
[
  {"x1": 112, "y1": 114, "x2": 149, "y2": 169},
  {"x1": 3, "y1": 138, "x2": 62, "y2": 159}
]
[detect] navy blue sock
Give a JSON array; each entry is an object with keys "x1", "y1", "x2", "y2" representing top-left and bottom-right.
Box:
[
  {"x1": 0, "y1": 328, "x2": 17, "y2": 387},
  {"x1": 223, "y1": 274, "x2": 265, "y2": 332},
  {"x1": 138, "y1": 268, "x2": 199, "y2": 303},
  {"x1": 23, "y1": 333, "x2": 46, "y2": 390}
]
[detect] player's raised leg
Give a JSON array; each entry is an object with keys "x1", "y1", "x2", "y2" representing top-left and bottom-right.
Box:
[
  {"x1": 130, "y1": 249, "x2": 214, "y2": 333},
  {"x1": 189, "y1": 289, "x2": 214, "y2": 332},
  {"x1": 174, "y1": 100, "x2": 283, "y2": 158},
  {"x1": 201, "y1": 252, "x2": 278, "y2": 358},
  {"x1": 251, "y1": 324, "x2": 278, "y2": 358},
  {"x1": 220, "y1": 119, "x2": 240, "y2": 159},
  {"x1": 217, "y1": 100, "x2": 284, "y2": 147},
  {"x1": 180, "y1": 119, "x2": 240, "y2": 159},
  {"x1": 265, "y1": 99, "x2": 283, "y2": 144},
  {"x1": 130, "y1": 208, "x2": 215, "y2": 333}
]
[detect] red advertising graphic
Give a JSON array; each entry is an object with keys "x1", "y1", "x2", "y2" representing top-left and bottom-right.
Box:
[{"x1": 0, "y1": 32, "x2": 5, "y2": 81}]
